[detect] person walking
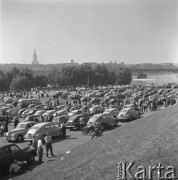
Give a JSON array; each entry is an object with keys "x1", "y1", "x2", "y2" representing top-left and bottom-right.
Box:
[
  {"x1": 37, "y1": 137, "x2": 43, "y2": 164},
  {"x1": 44, "y1": 133, "x2": 54, "y2": 157}
]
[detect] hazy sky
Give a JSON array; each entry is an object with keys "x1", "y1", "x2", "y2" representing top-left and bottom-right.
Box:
[{"x1": 1, "y1": 0, "x2": 178, "y2": 64}]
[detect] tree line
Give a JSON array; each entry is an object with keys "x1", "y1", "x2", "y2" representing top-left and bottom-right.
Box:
[{"x1": 0, "y1": 64, "x2": 132, "y2": 91}]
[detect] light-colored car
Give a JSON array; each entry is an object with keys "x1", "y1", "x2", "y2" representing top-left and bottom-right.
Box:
[
  {"x1": 53, "y1": 110, "x2": 68, "y2": 117},
  {"x1": 103, "y1": 108, "x2": 120, "y2": 118},
  {"x1": 4, "y1": 121, "x2": 37, "y2": 142},
  {"x1": 42, "y1": 110, "x2": 56, "y2": 117},
  {"x1": 117, "y1": 108, "x2": 140, "y2": 121},
  {"x1": 68, "y1": 110, "x2": 82, "y2": 117},
  {"x1": 34, "y1": 110, "x2": 46, "y2": 116},
  {"x1": 24, "y1": 122, "x2": 62, "y2": 142},
  {"x1": 87, "y1": 113, "x2": 117, "y2": 129}
]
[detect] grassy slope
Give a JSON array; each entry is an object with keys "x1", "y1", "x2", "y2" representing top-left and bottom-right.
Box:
[{"x1": 17, "y1": 105, "x2": 178, "y2": 180}]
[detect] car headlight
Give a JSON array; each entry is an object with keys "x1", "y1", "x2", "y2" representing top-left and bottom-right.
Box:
[{"x1": 11, "y1": 133, "x2": 16, "y2": 137}]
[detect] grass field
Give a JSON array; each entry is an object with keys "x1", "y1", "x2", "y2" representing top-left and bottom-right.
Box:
[{"x1": 14, "y1": 104, "x2": 178, "y2": 180}]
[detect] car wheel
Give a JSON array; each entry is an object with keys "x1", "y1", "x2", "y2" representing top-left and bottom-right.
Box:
[
  {"x1": 0, "y1": 166, "x2": 3, "y2": 177},
  {"x1": 129, "y1": 116, "x2": 133, "y2": 121},
  {"x1": 17, "y1": 134, "x2": 24, "y2": 142},
  {"x1": 29, "y1": 154, "x2": 35, "y2": 164}
]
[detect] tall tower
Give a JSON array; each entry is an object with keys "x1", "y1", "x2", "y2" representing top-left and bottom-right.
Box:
[{"x1": 32, "y1": 49, "x2": 39, "y2": 64}]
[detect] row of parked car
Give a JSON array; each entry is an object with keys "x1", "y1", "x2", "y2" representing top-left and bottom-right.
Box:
[{"x1": 4, "y1": 103, "x2": 142, "y2": 143}]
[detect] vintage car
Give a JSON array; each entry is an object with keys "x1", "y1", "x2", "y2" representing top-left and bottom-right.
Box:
[
  {"x1": 4, "y1": 121, "x2": 37, "y2": 142},
  {"x1": 103, "y1": 108, "x2": 120, "y2": 118},
  {"x1": 23, "y1": 115, "x2": 39, "y2": 122},
  {"x1": 117, "y1": 107, "x2": 140, "y2": 121},
  {"x1": 52, "y1": 115, "x2": 69, "y2": 126},
  {"x1": 89, "y1": 105, "x2": 104, "y2": 115},
  {"x1": 0, "y1": 143, "x2": 37, "y2": 177},
  {"x1": 24, "y1": 122, "x2": 62, "y2": 142},
  {"x1": 68, "y1": 109, "x2": 82, "y2": 117},
  {"x1": 66, "y1": 114, "x2": 90, "y2": 130},
  {"x1": 53, "y1": 110, "x2": 68, "y2": 117},
  {"x1": 86, "y1": 113, "x2": 118, "y2": 129},
  {"x1": 34, "y1": 110, "x2": 46, "y2": 116},
  {"x1": 42, "y1": 110, "x2": 56, "y2": 122}
]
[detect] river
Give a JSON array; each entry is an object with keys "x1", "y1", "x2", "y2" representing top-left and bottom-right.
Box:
[{"x1": 132, "y1": 72, "x2": 178, "y2": 84}]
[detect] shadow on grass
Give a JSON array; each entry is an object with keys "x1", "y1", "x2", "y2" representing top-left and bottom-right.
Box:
[{"x1": 104, "y1": 124, "x2": 122, "y2": 132}]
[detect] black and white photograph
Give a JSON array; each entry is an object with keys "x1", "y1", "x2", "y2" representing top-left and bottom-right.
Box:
[{"x1": 0, "y1": 0, "x2": 178, "y2": 179}]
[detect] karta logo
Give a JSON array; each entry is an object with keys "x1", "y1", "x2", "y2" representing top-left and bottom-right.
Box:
[{"x1": 117, "y1": 162, "x2": 177, "y2": 180}]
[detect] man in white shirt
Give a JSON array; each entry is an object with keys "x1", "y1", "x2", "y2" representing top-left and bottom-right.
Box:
[
  {"x1": 44, "y1": 133, "x2": 54, "y2": 157},
  {"x1": 37, "y1": 136, "x2": 43, "y2": 164},
  {"x1": 9, "y1": 159, "x2": 27, "y2": 176}
]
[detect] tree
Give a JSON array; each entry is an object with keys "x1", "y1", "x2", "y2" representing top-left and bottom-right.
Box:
[
  {"x1": 33, "y1": 75, "x2": 48, "y2": 87},
  {"x1": 115, "y1": 68, "x2": 132, "y2": 85},
  {"x1": 10, "y1": 76, "x2": 33, "y2": 91}
]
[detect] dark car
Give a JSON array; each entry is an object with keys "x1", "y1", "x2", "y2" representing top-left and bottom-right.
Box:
[
  {"x1": 66, "y1": 114, "x2": 90, "y2": 130},
  {"x1": 0, "y1": 143, "x2": 37, "y2": 177}
]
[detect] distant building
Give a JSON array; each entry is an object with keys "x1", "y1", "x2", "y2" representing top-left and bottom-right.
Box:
[{"x1": 32, "y1": 49, "x2": 39, "y2": 64}]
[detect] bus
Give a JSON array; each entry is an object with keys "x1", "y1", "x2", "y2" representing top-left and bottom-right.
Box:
[{"x1": 18, "y1": 98, "x2": 39, "y2": 109}]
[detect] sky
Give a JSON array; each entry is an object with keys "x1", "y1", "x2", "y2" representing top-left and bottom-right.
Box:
[{"x1": 0, "y1": 0, "x2": 178, "y2": 64}]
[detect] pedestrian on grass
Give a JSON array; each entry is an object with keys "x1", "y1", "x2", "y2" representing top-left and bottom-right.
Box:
[{"x1": 44, "y1": 132, "x2": 54, "y2": 157}]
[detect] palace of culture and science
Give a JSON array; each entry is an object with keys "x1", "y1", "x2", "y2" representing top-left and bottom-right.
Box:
[{"x1": 31, "y1": 49, "x2": 39, "y2": 65}]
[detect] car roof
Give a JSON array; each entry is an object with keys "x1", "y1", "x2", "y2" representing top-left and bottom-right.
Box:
[
  {"x1": 105, "y1": 108, "x2": 117, "y2": 111},
  {"x1": 32, "y1": 122, "x2": 53, "y2": 127},
  {"x1": 19, "y1": 121, "x2": 37, "y2": 124}
]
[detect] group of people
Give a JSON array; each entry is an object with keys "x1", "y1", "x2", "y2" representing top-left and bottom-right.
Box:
[{"x1": 32, "y1": 132, "x2": 55, "y2": 164}]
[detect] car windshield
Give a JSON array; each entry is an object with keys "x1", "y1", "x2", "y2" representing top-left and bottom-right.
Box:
[
  {"x1": 16, "y1": 124, "x2": 26, "y2": 128},
  {"x1": 88, "y1": 116, "x2": 99, "y2": 122},
  {"x1": 104, "y1": 109, "x2": 111, "y2": 113},
  {"x1": 121, "y1": 109, "x2": 128, "y2": 113}
]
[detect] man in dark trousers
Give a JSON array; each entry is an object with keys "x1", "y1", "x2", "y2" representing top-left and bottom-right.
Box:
[
  {"x1": 14, "y1": 116, "x2": 19, "y2": 129},
  {"x1": 44, "y1": 133, "x2": 54, "y2": 157}
]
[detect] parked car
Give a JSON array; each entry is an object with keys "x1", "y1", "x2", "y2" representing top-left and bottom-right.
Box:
[
  {"x1": 68, "y1": 109, "x2": 82, "y2": 117},
  {"x1": 26, "y1": 109, "x2": 38, "y2": 117},
  {"x1": 24, "y1": 122, "x2": 62, "y2": 142},
  {"x1": 55, "y1": 105, "x2": 66, "y2": 111},
  {"x1": 4, "y1": 121, "x2": 37, "y2": 142},
  {"x1": 66, "y1": 114, "x2": 90, "y2": 130},
  {"x1": 23, "y1": 115, "x2": 39, "y2": 122},
  {"x1": 117, "y1": 107, "x2": 140, "y2": 121},
  {"x1": 42, "y1": 110, "x2": 56, "y2": 122},
  {"x1": 103, "y1": 108, "x2": 120, "y2": 118},
  {"x1": 17, "y1": 108, "x2": 28, "y2": 117},
  {"x1": 0, "y1": 143, "x2": 37, "y2": 177},
  {"x1": 35, "y1": 104, "x2": 48, "y2": 110},
  {"x1": 89, "y1": 105, "x2": 104, "y2": 115},
  {"x1": 27, "y1": 104, "x2": 37, "y2": 109},
  {"x1": 87, "y1": 113, "x2": 118, "y2": 129},
  {"x1": 52, "y1": 115, "x2": 69, "y2": 126},
  {"x1": 34, "y1": 110, "x2": 46, "y2": 116},
  {"x1": 53, "y1": 110, "x2": 68, "y2": 117}
]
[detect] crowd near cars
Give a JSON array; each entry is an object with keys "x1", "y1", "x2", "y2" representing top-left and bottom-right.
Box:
[{"x1": 0, "y1": 83, "x2": 178, "y2": 177}]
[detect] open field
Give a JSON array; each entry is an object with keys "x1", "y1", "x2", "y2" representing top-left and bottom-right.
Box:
[{"x1": 9, "y1": 104, "x2": 178, "y2": 180}]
